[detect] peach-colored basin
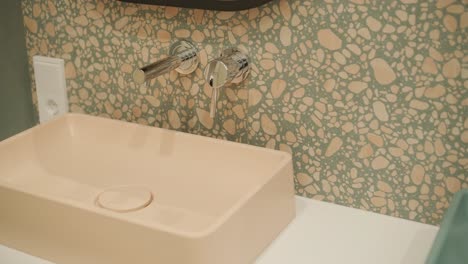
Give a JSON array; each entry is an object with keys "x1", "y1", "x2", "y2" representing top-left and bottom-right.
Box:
[{"x1": 0, "y1": 114, "x2": 295, "y2": 264}]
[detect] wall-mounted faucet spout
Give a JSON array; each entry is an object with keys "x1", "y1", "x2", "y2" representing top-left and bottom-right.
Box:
[{"x1": 133, "y1": 40, "x2": 199, "y2": 84}]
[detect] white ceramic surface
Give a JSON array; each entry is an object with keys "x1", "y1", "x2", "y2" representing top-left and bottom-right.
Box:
[{"x1": 1, "y1": 197, "x2": 438, "y2": 264}]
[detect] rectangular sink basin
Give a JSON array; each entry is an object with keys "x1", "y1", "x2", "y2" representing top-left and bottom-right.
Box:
[{"x1": 0, "y1": 113, "x2": 295, "y2": 264}]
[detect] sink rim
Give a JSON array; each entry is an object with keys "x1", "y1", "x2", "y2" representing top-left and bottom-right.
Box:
[{"x1": 0, "y1": 113, "x2": 293, "y2": 239}]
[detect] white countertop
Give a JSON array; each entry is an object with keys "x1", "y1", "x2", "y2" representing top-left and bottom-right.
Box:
[{"x1": 1, "y1": 196, "x2": 439, "y2": 264}]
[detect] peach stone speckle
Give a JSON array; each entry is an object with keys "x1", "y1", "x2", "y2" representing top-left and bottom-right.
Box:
[
  {"x1": 317, "y1": 29, "x2": 342, "y2": 51},
  {"x1": 261, "y1": 114, "x2": 277, "y2": 135},
  {"x1": 370, "y1": 58, "x2": 396, "y2": 85},
  {"x1": 371, "y1": 156, "x2": 390, "y2": 170},
  {"x1": 411, "y1": 165, "x2": 425, "y2": 185},
  {"x1": 442, "y1": 58, "x2": 461, "y2": 78},
  {"x1": 373, "y1": 101, "x2": 389, "y2": 122},
  {"x1": 325, "y1": 137, "x2": 343, "y2": 157}
]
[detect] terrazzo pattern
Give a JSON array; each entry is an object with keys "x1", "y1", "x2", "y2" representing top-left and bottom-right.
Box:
[{"x1": 21, "y1": 0, "x2": 467, "y2": 224}]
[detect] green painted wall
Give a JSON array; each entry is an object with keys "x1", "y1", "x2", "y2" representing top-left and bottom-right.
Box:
[{"x1": 0, "y1": 0, "x2": 35, "y2": 141}]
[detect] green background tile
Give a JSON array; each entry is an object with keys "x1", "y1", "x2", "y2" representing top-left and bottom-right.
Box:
[{"x1": 0, "y1": 0, "x2": 35, "y2": 140}]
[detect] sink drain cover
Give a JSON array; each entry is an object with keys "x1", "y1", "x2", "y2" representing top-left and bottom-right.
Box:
[{"x1": 96, "y1": 186, "x2": 153, "y2": 213}]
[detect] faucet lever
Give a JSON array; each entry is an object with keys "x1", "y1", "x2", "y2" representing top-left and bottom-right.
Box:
[
  {"x1": 133, "y1": 40, "x2": 199, "y2": 84},
  {"x1": 210, "y1": 87, "x2": 219, "y2": 118},
  {"x1": 204, "y1": 48, "x2": 250, "y2": 118}
]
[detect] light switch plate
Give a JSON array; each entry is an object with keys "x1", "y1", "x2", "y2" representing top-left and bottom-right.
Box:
[{"x1": 33, "y1": 56, "x2": 68, "y2": 123}]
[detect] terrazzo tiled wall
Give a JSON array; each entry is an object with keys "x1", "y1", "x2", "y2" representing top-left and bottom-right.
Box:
[{"x1": 22, "y1": 0, "x2": 467, "y2": 224}]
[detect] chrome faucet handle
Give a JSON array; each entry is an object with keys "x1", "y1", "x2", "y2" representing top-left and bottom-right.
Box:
[
  {"x1": 204, "y1": 48, "x2": 250, "y2": 118},
  {"x1": 133, "y1": 40, "x2": 199, "y2": 84}
]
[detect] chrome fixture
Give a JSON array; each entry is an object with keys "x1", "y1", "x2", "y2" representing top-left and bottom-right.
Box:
[
  {"x1": 133, "y1": 40, "x2": 199, "y2": 84},
  {"x1": 204, "y1": 48, "x2": 250, "y2": 118}
]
